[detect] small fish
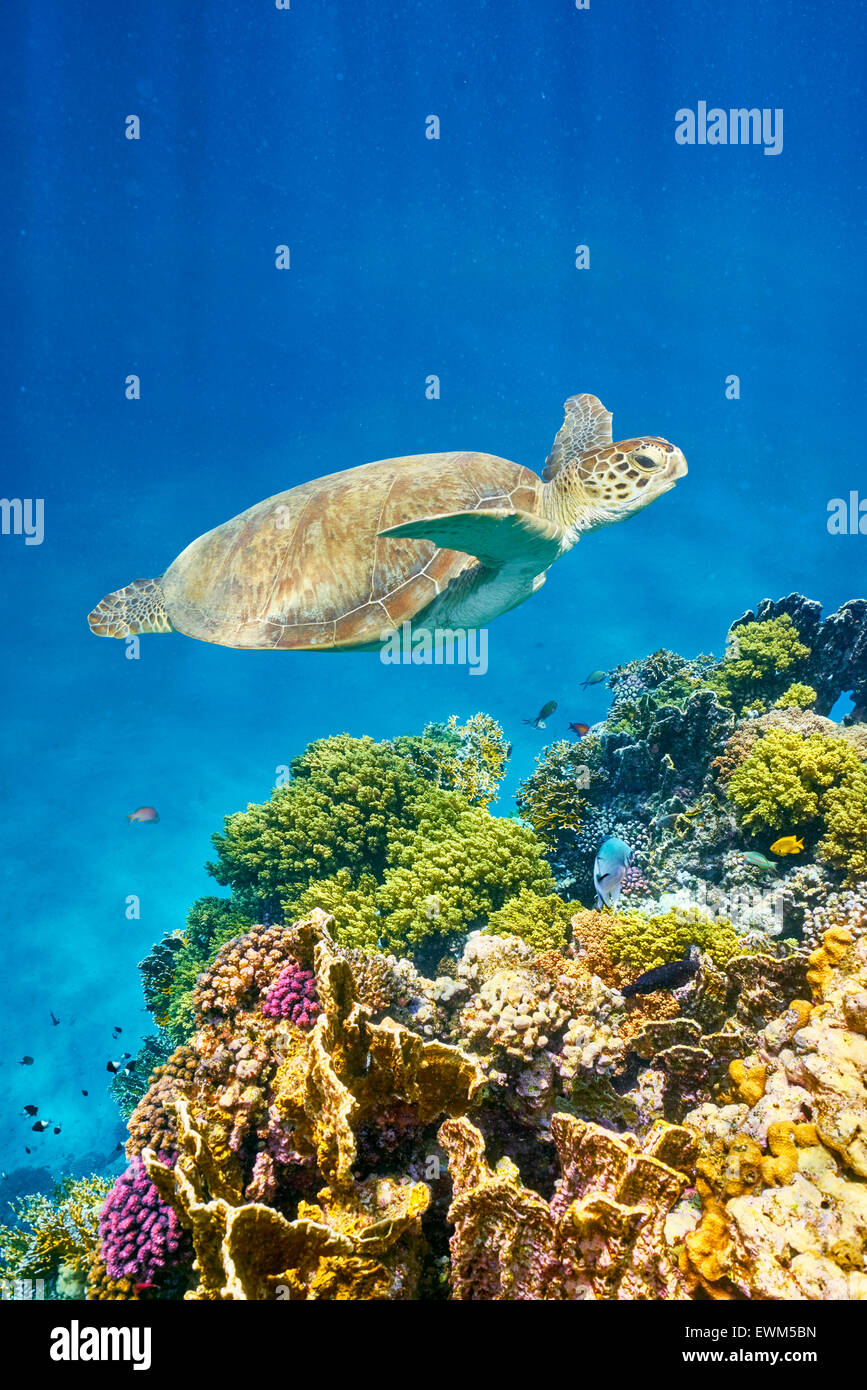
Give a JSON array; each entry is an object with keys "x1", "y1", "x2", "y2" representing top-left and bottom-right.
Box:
[
  {"x1": 50, "y1": 1011, "x2": 59, "y2": 1026},
  {"x1": 22, "y1": 1105, "x2": 38, "y2": 1117},
  {"x1": 31, "y1": 1120, "x2": 49, "y2": 1133},
  {"x1": 106, "y1": 1052, "x2": 132, "y2": 1075},
  {"x1": 568, "y1": 722, "x2": 590, "y2": 738},
  {"x1": 112, "y1": 1025, "x2": 123, "y2": 1039},
  {"x1": 53, "y1": 1126, "x2": 61, "y2": 1135},
  {"x1": 128, "y1": 806, "x2": 159, "y2": 823},
  {"x1": 580, "y1": 669, "x2": 606, "y2": 690},
  {"x1": 20, "y1": 1056, "x2": 34, "y2": 1066},
  {"x1": 133, "y1": 1282, "x2": 156, "y2": 1294},
  {"x1": 524, "y1": 700, "x2": 558, "y2": 730},
  {"x1": 622, "y1": 952, "x2": 700, "y2": 998},
  {"x1": 25, "y1": 1147, "x2": 31, "y2": 1154},
  {"x1": 81, "y1": 1090, "x2": 88, "y2": 1097},
  {"x1": 593, "y1": 836, "x2": 634, "y2": 910},
  {"x1": 742, "y1": 852, "x2": 777, "y2": 872},
  {"x1": 770, "y1": 835, "x2": 804, "y2": 856}
]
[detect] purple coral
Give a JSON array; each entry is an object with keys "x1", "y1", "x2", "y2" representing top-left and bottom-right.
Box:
[
  {"x1": 99, "y1": 1155, "x2": 186, "y2": 1283},
  {"x1": 261, "y1": 960, "x2": 321, "y2": 1028}
]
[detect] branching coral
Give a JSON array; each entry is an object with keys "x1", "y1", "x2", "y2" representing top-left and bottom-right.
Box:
[{"x1": 0, "y1": 1175, "x2": 111, "y2": 1289}]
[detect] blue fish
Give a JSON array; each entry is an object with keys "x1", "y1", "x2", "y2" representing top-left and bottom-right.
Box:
[{"x1": 593, "y1": 835, "x2": 634, "y2": 910}]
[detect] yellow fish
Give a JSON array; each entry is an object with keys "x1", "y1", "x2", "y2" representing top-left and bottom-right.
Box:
[{"x1": 770, "y1": 835, "x2": 804, "y2": 856}]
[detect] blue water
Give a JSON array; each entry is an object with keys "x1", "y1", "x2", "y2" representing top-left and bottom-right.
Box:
[{"x1": 1, "y1": 0, "x2": 864, "y2": 1191}]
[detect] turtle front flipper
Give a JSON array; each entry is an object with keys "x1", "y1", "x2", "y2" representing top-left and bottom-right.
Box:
[
  {"x1": 378, "y1": 509, "x2": 564, "y2": 573},
  {"x1": 87, "y1": 577, "x2": 173, "y2": 638}
]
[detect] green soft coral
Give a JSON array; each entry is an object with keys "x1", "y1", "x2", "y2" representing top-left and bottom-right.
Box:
[
  {"x1": 728, "y1": 728, "x2": 862, "y2": 833},
  {"x1": 393, "y1": 714, "x2": 510, "y2": 808},
  {"x1": 819, "y1": 765, "x2": 867, "y2": 884},
  {"x1": 376, "y1": 792, "x2": 555, "y2": 954},
  {"x1": 207, "y1": 735, "x2": 429, "y2": 908},
  {"x1": 484, "y1": 887, "x2": 573, "y2": 952},
  {"x1": 606, "y1": 907, "x2": 744, "y2": 973},
  {"x1": 516, "y1": 739, "x2": 594, "y2": 849},
  {"x1": 774, "y1": 682, "x2": 818, "y2": 710},
  {"x1": 290, "y1": 869, "x2": 382, "y2": 952},
  {"x1": 711, "y1": 614, "x2": 811, "y2": 710}
]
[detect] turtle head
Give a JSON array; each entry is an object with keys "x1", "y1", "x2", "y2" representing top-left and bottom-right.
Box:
[
  {"x1": 541, "y1": 395, "x2": 688, "y2": 537},
  {"x1": 548, "y1": 435, "x2": 688, "y2": 536}
]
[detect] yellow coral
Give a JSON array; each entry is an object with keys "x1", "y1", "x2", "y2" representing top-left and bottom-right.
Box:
[
  {"x1": 807, "y1": 926, "x2": 854, "y2": 999},
  {"x1": 728, "y1": 1059, "x2": 767, "y2": 1107}
]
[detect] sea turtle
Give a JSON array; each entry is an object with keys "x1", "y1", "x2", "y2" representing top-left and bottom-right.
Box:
[{"x1": 87, "y1": 393, "x2": 687, "y2": 650}]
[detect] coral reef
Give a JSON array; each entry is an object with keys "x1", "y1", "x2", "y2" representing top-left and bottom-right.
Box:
[
  {"x1": 0, "y1": 1175, "x2": 111, "y2": 1295},
  {"x1": 98, "y1": 1156, "x2": 188, "y2": 1284},
  {"x1": 13, "y1": 608, "x2": 860, "y2": 1304}
]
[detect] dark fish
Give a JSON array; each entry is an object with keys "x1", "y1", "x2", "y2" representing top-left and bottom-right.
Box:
[
  {"x1": 106, "y1": 1053, "x2": 134, "y2": 1075},
  {"x1": 568, "y1": 722, "x2": 590, "y2": 738},
  {"x1": 50, "y1": 1011, "x2": 60, "y2": 1026},
  {"x1": 22, "y1": 1105, "x2": 38, "y2": 1117},
  {"x1": 53, "y1": 1126, "x2": 61, "y2": 1135},
  {"x1": 622, "y1": 956, "x2": 699, "y2": 998},
  {"x1": 31, "y1": 1120, "x2": 49, "y2": 1133},
  {"x1": 523, "y1": 700, "x2": 558, "y2": 730},
  {"x1": 25, "y1": 1147, "x2": 31, "y2": 1154},
  {"x1": 81, "y1": 1090, "x2": 89, "y2": 1097},
  {"x1": 112, "y1": 1025, "x2": 123, "y2": 1038},
  {"x1": 20, "y1": 1056, "x2": 34, "y2": 1066}
]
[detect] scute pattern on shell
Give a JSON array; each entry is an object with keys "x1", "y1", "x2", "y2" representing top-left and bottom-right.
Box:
[{"x1": 160, "y1": 452, "x2": 541, "y2": 649}]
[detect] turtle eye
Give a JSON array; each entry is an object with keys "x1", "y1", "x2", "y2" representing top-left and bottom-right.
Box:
[{"x1": 632, "y1": 450, "x2": 662, "y2": 470}]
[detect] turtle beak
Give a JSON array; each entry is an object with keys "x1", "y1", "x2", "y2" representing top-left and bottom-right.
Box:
[{"x1": 670, "y1": 447, "x2": 688, "y2": 480}]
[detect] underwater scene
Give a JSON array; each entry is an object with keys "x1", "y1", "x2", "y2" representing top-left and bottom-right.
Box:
[{"x1": 2, "y1": 0, "x2": 866, "y2": 1328}]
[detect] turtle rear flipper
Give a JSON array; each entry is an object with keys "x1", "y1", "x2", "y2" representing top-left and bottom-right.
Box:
[
  {"x1": 378, "y1": 509, "x2": 563, "y2": 572},
  {"x1": 88, "y1": 577, "x2": 173, "y2": 638}
]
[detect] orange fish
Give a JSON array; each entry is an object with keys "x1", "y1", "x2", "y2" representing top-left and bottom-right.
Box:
[
  {"x1": 128, "y1": 806, "x2": 159, "y2": 823},
  {"x1": 568, "y1": 722, "x2": 590, "y2": 738}
]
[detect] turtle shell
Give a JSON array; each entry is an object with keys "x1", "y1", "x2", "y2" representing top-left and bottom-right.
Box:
[{"x1": 160, "y1": 452, "x2": 541, "y2": 649}]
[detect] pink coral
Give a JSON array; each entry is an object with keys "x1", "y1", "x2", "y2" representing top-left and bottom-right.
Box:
[
  {"x1": 98, "y1": 1155, "x2": 187, "y2": 1283},
  {"x1": 262, "y1": 959, "x2": 321, "y2": 1028}
]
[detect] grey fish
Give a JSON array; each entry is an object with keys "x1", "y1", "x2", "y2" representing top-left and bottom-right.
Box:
[
  {"x1": 580, "y1": 669, "x2": 606, "y2": 690},
  {"x1": 593, "y1": 835, "x2": 634, "y2": 909}
]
